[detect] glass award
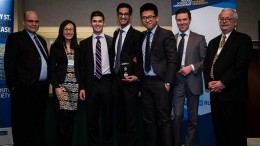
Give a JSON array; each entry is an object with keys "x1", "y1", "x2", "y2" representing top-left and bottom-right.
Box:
[{"x1": 120, "y1": 62, "x2": 131, "y2": 78}]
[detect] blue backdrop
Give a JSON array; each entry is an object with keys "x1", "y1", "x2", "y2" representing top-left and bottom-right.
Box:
[{"x1": 0, "y1": 0, "x2": 14, "y2": 144}]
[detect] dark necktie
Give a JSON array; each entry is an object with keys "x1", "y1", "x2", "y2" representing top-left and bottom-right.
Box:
[
  {"x1": 178, "y1": 33, "x2": 185, "y2": 69},
  {"x1": 95, "y1": 36, "x2": 102, "y2": 79},
  {"x1": 34, "y1": 35, "x2": 48, "y2": 62},
  {"x1": 145, "y1": 31, "x2": 152, "y2": 72},
  {"x1": 114, "y1": 30, "x2": 124, "y2": 73}
]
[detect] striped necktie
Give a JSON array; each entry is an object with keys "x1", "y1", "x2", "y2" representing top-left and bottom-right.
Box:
[
  {"x1": 95, "y1": 36, "x2": 102, "y2": 79},
  {"x1": 34, "y1": 35, "x2": 48, "y2": 62}
]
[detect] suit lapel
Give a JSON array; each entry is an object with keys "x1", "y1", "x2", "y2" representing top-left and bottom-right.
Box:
[
  {"x1": 23, "y1": 30, "x2": 42, "y2": 56},
  {"x1": 88, "y1": 35, "x2": 94, "y2": 65},
  {"x1": 217, "y1": 30, "x2": 236, "y2": 62},
  {"x1": 151, "y1": 26, "x2": 161, "y2": 51},
  {"x1": 121, "y1": 26, "x2": 133, "y2": 55},
  {"x1": 185, "y1": 31, "x2": 195, "y2": 62}
]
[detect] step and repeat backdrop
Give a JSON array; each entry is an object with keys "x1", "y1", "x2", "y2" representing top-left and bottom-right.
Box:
[{"x1": 0, "y1": 0, "x2": 14, "y2": 145}]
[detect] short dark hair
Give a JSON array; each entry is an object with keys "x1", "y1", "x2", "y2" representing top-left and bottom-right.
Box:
[
  {"x1": 175, "y1": 8, "x2": 191, "y2": 20},
  {"x1": 90, "y1": 11, "x2": 105, "y2": 21},
  {"x1": 140, "y1": 3, "x2": 158, "y2": 16},
  {"x1": 116, "y1": 3, "x2": 133, "y2": 15}
]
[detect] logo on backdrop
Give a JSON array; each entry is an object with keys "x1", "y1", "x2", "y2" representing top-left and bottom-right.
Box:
[{"x1": 173, "y1": 0, "x2": 208, "y2": 7}]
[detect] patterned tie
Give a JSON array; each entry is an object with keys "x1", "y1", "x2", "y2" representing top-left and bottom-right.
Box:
[
  {"x1": 210, "y1": 35, "x2": 226, "y2": 79},
  {"x1": 178, "y1": 33, "x2": 185, "y2": 69},
  {"x1": 95, "y1": 36, "x2": 102, "y2": 79},
  {"x1": 145, "y1": 31, "x2": 152, "y2": 72},
  {"x1": 114, "y1": 30, "x2": 124, "y2": 73},
  {"x1": 34, "y1": 35, "x2": 48, "y2": 62}
]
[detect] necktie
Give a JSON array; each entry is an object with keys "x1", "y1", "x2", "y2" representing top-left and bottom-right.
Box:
[
  {"x1": 114, "y1": 30, "x2": 124, "y2": 73},
  {"x1": 34, "y1": 35, "x2": 48, "y2": 62},
  {"x1": 95, "y1": 36, "x2": 102, "y2": 79},
  {"x1": 145, "y1": 31, "x2": 152, "y2": 72},
  {"x1": 210, "y1": 35, "x2": 226, "y2": 79},
  {"x1": 178, "y1": 33, "x2": 185, "y2": 69}
]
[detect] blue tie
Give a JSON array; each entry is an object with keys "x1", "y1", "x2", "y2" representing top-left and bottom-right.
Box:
[
  {"x1": 178, "y1": 33, "x2": 185, "y2": 68},
  {"x1": 95, "y1": 36, "x2": 102, "y2": 79},
  {"x1": 114, "y1": 30, "x2": 124, "y2": 73},
  {"x1": 34, "y1": 35, "x2": 48, "y2": 62},
  {"x1": 145, "y1": 31, "x2": 152, "y2": 72}
]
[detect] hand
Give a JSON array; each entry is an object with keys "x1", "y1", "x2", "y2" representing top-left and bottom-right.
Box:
[
  {"x1": 79, "y1": 89, "x2": 86, "y2": 100},
  {"x1": 178, "y1": 65, "x2": 192, "y2": 76},
  {"x1": 208, "y1": 81, "x2": 225, "y2": 92},
  {"x1": 122, "y1": 75, "x2": 138, "y2": 82},
  {"x1": 164, "y1": 83, "x2": 170, "y2": 92},
  {"x1": 133, "y1": 57, "x2": 137, "y2": 63},
  {"x1": 55, "y1": 88, "x2": 64, "y2": 101}
]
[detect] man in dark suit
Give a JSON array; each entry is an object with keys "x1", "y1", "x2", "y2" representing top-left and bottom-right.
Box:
[
  {"x1": 172, "y1": 8, "x2": 207, "y2": 146},
  {"x1": 79, "y1": 11, "x2": 113, "y2": 146},
  {"x1": 4, "y1": 11, "x2": 49, "y2": 146},
  {"x1": 204, "y1": 8, "x2": 252, "y2": 146},
  {"x1": 140, "y1": 3, "x2": 178, "y2": 146},
  {"x1": 111, "y1": 3, "x2": 143, "y2": 146}
]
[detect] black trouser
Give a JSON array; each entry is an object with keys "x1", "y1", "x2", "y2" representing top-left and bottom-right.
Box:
[
  {"x1": 113, "y1": 74, "x2": 140, "y2": 146},
  {"x1": 11, "y1": 81, "x2": 48, "y2": 146},
  {"x1": 141, "y1": 77, "x2": 173, "y2": 146},
  {"x1": 87, "y1": 75, "x2": 113, "y2": 146},
  {"x1": 211, "y1": 98, "x2": 247, "y2": 146}
]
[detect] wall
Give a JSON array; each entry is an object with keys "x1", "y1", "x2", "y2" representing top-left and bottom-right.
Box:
[{"x1": 18, "y1": 0, "x2": 260, "y2": 40}]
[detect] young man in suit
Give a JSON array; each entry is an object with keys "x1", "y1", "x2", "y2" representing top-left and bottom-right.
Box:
[
  {"x1": 172, "y1": 8, "x2": 207, "y2": 146},
  {"x1": 204, "y1": 8, "x2": 252, "y2": 146},
  {"x1": 140, "y1": 3, "x2": 178, "y2": 146},
  {"x1": 4, "y1": 11, "x2": 49, "y2": 146},
  {"x1": 111, "y1": 3, "x2": 143, "y2": 146},
  {"x1": 79, "y1": 11, "x2": 113, "y2": 146}
]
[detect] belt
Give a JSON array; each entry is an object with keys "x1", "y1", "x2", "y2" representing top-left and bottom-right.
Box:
[
  {"x1": 144, "y1": 75, "x2": 160, "y2": 80},
  {"x1": 94, "y1": 74, "x2": 111, "y2": 80}
]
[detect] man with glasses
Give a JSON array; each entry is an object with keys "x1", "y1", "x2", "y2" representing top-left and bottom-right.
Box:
[
  {"x1": 140, "y1": 3, "x2": 178, "y2": 146},
  {"x1": 4, "y1": 11, "x2": 49, "y2": 146},
  {"x1": 204, "y1": 8, "x2": 252, "y2": 146},
  {"x1": 111, "y1": 3, "x2": 143, "y2": 146}
]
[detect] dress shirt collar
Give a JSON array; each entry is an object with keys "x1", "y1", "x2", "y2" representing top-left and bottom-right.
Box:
[
  {"x1": 26, "y1": 30, "x2": 37, "y2": 39},
  {"x1": 178, "y1": 29, "x2": 190, "y2": 37},
  {"x1": 120, "y1": 24, "x2": 130, "y2": 33},
  {"x1": 148, "y1": 25, "x2": 158, "y2": 34},
  {"x1": 222, "y1": 30, "x2": 232, "y2": 40},
  {"x1": 93, "y1": 33, "x2": 105, "y2": 39}
]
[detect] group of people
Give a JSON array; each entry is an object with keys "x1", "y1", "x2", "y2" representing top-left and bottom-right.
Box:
[{"x1": 4, "y1": 2, "x2": 252, "y2": 146}]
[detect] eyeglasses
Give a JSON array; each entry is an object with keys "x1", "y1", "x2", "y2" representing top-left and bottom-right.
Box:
[
  {"x1": 218, "y1": 17, "x2": 234, "y2": 22},
  {"x1": 141, "y1": 15, "x2": 156, "y2": 21},
  {"x1": 25, "y1": 20, "x2": 40, "y2": 24},
  {"x1": 64, "y1": 28, "x2": 74, "y2": 32},
  {"x1": 118, "y1": 12, "x2": 130, "y2": 17}
]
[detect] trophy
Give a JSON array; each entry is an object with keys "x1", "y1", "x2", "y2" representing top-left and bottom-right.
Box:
[{"x1": 120, "y1": 62, "x2": 131, "y2": 78}]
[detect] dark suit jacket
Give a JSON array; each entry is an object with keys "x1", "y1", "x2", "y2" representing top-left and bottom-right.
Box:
[
  {"x1": 49, "y1": 43, "x2": 80, "y2": 89},
  {"x1": 79, "y1": 34, "x2": 112, "y2": 92},
  {"x1": 144, "y1": 26, "x2": 178, "y2": 84},
  {"x1": 175, "y1": 31, "x2": 207, "y2": 95},
  {"x1": 110, "y1": 26, "x2": 143, "y2": 79},
  {"x1": 4, "y1": 29, "x2": 48, "y2": 90},
  {"x1": 204, "y1": 30, "x2": 252, "y2": 102}
]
